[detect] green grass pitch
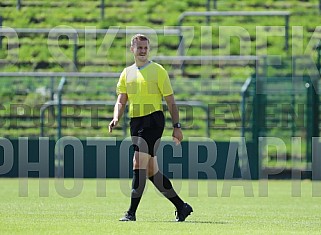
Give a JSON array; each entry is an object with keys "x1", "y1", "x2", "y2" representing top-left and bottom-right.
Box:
[{"x1": 1, "y1": 179, "x2": 321, "y2": 234}]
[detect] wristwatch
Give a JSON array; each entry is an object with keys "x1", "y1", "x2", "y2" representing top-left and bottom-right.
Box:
[{"x1": 173, "y1": 122, "x2": 181, "y2": 128}]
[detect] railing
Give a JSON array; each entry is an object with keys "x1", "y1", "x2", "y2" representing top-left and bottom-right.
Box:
[
  {"x1": 40, "y1": 100, "x2": 121, "y2": 137},
  {"x1": 40, "y1": 99, "x2": 209, "y2": 139},
  {"x1": 177, "y1": 10, "x2": 291, "y2": 58},
  {"x1": 0, "y1": 59, "x2": 255, "y2": 139},
  {"x1": 152, "y1": 55, "x2": 259, "y2": 76},
  {"x1": 0, "y1": 71, "x2": 121, "y2": 77},
  {"x1": 0, "y1": 27, "x2": 182, "y2": 70},
  {"x1": 0, "y1": 71, "x2": 210, "y2": 139}
]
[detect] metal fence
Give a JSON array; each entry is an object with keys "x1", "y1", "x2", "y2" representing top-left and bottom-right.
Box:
[
  {"x1": 241, "y1": 56, "x2": 320, "y2": 171},
  {"x1": 0, "y1": 71, "x2": 218, "y2": 140}
]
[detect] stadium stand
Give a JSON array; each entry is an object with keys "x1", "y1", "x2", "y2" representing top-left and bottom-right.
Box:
[{"x1": 0, "y1": 0, "x2": 320, "y2": 143}]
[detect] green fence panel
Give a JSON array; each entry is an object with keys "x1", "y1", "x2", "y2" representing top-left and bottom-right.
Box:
[{"x1": 0, "y1": 139, "x2": 243, "y2": 179}]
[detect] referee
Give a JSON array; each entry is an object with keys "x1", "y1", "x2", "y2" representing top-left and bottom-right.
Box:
[{"x1": 109, "y1": 34, "x2": 193, "y2": 222}]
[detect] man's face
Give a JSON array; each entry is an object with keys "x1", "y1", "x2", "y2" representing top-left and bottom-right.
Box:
[{"x1": 131, "y1": 40, "x2": 150, "y2": 63}]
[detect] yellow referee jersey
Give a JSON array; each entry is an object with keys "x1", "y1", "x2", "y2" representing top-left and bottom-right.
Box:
[{"x1": 116, "y1": 61, "x2": 173, "y2": 118}]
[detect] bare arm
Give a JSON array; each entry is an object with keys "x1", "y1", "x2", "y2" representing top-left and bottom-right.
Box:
[
  {"x1": 109, "y1": 93, "x2": 128, "y2": 133},
  {"x1": 164, "y1": 94, "x2": 183, "y2": 144}
]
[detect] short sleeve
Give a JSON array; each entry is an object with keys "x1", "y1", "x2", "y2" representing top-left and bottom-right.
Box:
[
  {"x1": 116, "y1": 69, "x2": 127, "y2": 94},
  {"x1": 158, "y1": 67, "x2": 173, "y2": 96}
]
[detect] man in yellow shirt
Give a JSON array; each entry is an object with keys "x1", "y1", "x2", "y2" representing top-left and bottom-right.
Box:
[{"x1": 109, "y1": 34, "x2": 193, "y2": 222}]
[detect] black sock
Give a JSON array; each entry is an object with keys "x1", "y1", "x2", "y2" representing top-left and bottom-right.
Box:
[
  {"x1": 128, "y1": 169, "x2": 146, "y2": 214},
  {"x1": 149, "y1": 171, "x2": 184, "y2": 210}
]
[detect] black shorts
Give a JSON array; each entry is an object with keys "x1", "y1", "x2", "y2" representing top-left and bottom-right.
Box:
[{"x1": 130, "y1": 111, "x2": 165, "y2": 157}]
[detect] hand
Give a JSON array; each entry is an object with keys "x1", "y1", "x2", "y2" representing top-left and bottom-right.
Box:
[
  {"x1": 108, "y1": 119, "x2": 118, "y2": 133},
  {"x1": 172, "y1": 128, "x2": 183, "y2": 145}
]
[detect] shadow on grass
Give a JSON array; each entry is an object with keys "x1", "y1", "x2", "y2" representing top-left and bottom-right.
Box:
[
  {"x1": 184, "y1": 221, "x2": 229, "y2": 224},
  {"x1": 148, "y1": 220, "x2": 229, "y2": 224}
]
